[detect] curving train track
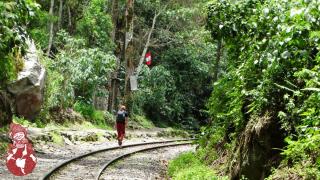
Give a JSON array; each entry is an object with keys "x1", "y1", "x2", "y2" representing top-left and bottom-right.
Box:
[{"x1": 41, "y1": 139, "x2": 195, "y2": 180}]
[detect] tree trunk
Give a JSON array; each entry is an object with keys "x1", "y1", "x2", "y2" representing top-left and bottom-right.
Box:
[
  {"x1": 123, "y1": 0, "x2": 135, "y2": 107},
  {"x1": 67, "y1": 5, "x2": 73, "y2": 33},
  {"x1": 107, "y1": 0, "x2": 123, "y2": 113},
  {"x1": 110, "y1": 0, "x2": 119, "y2": 42},
  {"x1": 47, "y1": 0, "x2": 55, "y2": 57},
  {"x1": 58, "y1": 0, "x2": 63, "y2": 30}
]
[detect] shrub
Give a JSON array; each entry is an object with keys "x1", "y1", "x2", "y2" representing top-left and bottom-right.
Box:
[
  {"x1": 41, "y1": 31, "x2": 115, "y2": 111},
  {"x1": 168, "y1": 152, "x2": 201, "y2": 177},
  {"x1": 204, "y1": 0, "x2": 320, "y2": 178},
  {"x1": 91, "y1": 110, "x2": 106, "y2": 127},
  {"x1": 168, "y1": 152, "x2": 225, "y2": 180},
  {"x1": 0, "y1": 142, "x2": 9, "y2": 156},
  {"x1": 0, "y1": 125, "x2": 9, "y2": 155},
  {"x1": 0, "y1": 0, "x2": 38, "y2": 86},
  {"x1": 49, "y1": 131, "x2": 64, "y2": 145},
  {"x1": 74, "y1": 101, "x2": 95, "y2": 118},
  {"x1": 131, "y1": 115, "x2": 154, "y2": 129},
  {"x1": 13, "y1": 116, "x2": 32, "y2": 127},
  {"x1": 74, "y1": 101, "x2": 110, "y2": 128},
  {"x1": 173, "y1": 165, "x2": 221, "y2": 180},
  {"x1": 76, "y1": 0, "x2": 114, "y2": 51}
]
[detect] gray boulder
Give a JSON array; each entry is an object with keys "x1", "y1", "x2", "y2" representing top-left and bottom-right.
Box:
[{"x1": 7, "y1": 39, "x2": 46, "y2": 120}]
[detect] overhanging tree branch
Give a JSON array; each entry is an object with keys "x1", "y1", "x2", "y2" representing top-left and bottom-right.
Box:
[{"x1": 135, "y1": 10, "x2": 161, "y2": 76}]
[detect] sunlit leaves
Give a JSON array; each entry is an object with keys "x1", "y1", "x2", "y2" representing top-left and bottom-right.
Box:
[
  {"x1": 0, "y1": 0, "x2": 37, "y2": 86},
  {"x1": 76, "y1": 0, "x2": 114, "y2": 51},
  {"x1": 206, "y1": 0, "x2": 320, "y2": 173},
  {"x1": 45, "y1": 31, "x2": 116, "y2": 108}
]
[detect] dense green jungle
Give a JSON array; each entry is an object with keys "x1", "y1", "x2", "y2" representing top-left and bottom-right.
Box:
[{"x1": 0, "y1": 0, "x2": 319, "y2": 179}]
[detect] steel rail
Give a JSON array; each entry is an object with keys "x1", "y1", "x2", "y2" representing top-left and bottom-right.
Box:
[
  {"x1": 41, "y1": 139, "x2": 195, "y2": 180},
  {"x1": 96, "y1": 141, "x2": 193, "y2": 180}
]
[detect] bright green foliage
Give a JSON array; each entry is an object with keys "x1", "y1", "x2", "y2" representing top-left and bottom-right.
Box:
[
  {"x1": 130, "y1": 0, "x2": 214, "y2": 128},
  {"x1": 173, "y1": 165, "x2": 220, "y2": 180},
  {"x1": 49, "y1": 131, "x2": 64, "y2": 145},
  {"x1": 0, "y1": 127, "x2": 9, "y2": 154},
  {"x1": 0, "y1": 0, "x2": 38, "y2": 86},
  {"x1": 283, "y1": 133, "x2": 320, "y2": 164},
  {"x1": 131, "y1": 115, "x2": 154, "y2": 129},
  {"x1": 198, "y1": 126, "x2": 226, "y2": 164},
  {"x1": 133, "y1": 31, "x2": 214, "y2": 127},
  {"x1": 23, "y1": 0, "x2": 116, "y2": 126},
  {"x1": 77, "y1": 0, "x2": 114, "y2": 51},
  {"x1": 74, "y1": 101, "x2": 97, "y2": 120},
  {"x1": 0, "y1": 125, "x2": 9, "y2": 155},
  {"x1": 28, "y1": 7, "x2": 51, "y2": 49},
  {"x1": 91, "y1": 110, "x2": 106, "y2": 127},
  {"x1": 168, "y1": 152, "x2": 225, "y2": 180},
  {"x1": 207, "y1": 72, "x2": 244, "y2": 131},
  {"x1": 12, "y1": 115, "x2": 45, "y2": 128},
  {"x1": 204, "y1": 0, "x2": 320, "y2": 177},
  {"x1": 74, "y1": 101, "x2": 108, "y2": 128},
  {"x1": 267, "y1": 163, "x2": 320, "y2": 180},
  {"x1": 13, "y1": 116, "x2": 33, "y2": 127},
  {"x1": 135, "y1": 65, "x2": 178, "y2": 122},
  {"x1": 44, "y1": 31, "x2": 115, "y2": 109}
]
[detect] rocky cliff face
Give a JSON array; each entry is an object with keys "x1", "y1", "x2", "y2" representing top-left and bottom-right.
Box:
[
  {"x1": 230, "y1": 113, "x2": 284, "y2": 180},
  {"x1": 6, "y1": 39, "x2": 46, "y2": 120}
]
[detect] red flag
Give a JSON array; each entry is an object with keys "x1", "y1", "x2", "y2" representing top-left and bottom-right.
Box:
[{"x1": 145, "y1": 51, "x2": 152, "y2": 66}]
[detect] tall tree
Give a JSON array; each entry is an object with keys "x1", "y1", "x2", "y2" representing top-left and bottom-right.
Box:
[
  {"x1": 57, "y1": 0, "x2": 64, "y2": 30},
  {"x1": 67, "y1": 5, "x2": 72, "y2": 32},
  {"x1": 47, "y1": 0, "x2": 55, "y2": 56},
  {"x1": 123, "y1": 0, "x2": 135, "y2": 105},
  {"x1": 108, "y1": 0, "x2": 125, "y2": 112}
]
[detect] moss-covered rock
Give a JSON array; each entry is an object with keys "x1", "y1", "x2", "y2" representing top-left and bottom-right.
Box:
[
  {"x1": 230, "y1": 113, "x2": 285, "y2": 180},
  {"x1": 80, "y1": 132, "x2": 99, "y2": 142},
  {"x1": 49, "y1": 108, "x2": 85, "y2": 124}
]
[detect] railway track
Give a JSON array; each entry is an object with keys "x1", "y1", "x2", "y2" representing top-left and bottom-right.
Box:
[{"x1": 41, "y1": 139, "x2": 195, "y2": 180}]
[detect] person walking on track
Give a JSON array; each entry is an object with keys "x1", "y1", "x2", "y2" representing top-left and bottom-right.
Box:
[{"x1": 115, "y1": 105, "x2": 128, "y2": 147}]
